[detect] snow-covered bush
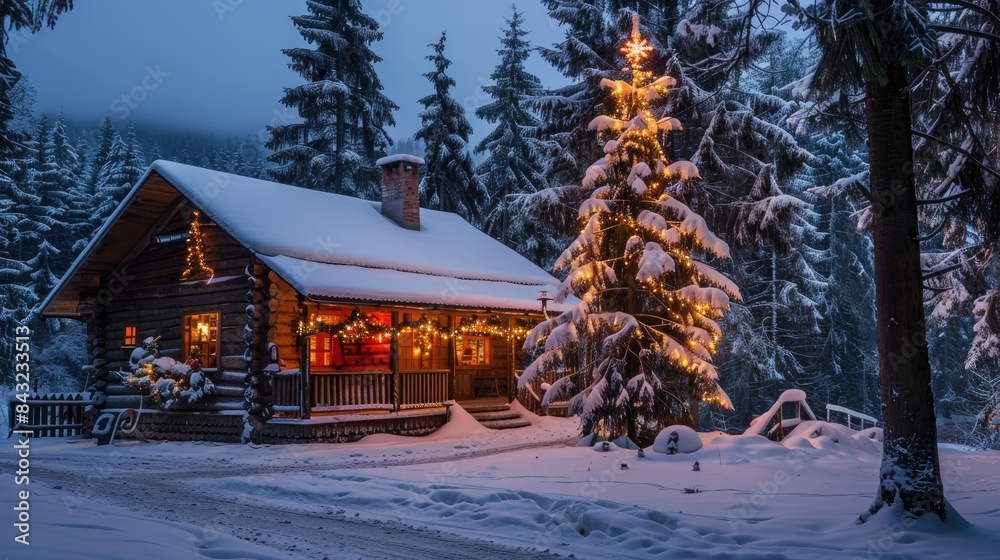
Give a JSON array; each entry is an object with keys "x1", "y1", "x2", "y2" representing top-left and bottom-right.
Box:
[{"x1": 119, "y1": 337, "x2": 215, "y2": 409}]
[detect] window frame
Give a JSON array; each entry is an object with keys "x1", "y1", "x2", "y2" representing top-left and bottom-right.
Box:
[
  {"x1": 457, "y1": 335, "x2": 491, "y2": 368},
  {"x1": 183, "y1": 311, "x2": 221, "y2": 369},
  {"x1": 123, "y1": 325, "x2": 138, "y2": 347}
]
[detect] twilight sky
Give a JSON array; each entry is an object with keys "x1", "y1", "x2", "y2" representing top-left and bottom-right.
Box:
[{"x1": 11, "y1": 0, "x2": 567, "y2": 146}]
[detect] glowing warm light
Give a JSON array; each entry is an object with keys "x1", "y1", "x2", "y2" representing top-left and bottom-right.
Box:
[
  {"x1": 621, "y1": 14, "x2": 652, "y2": 71},
  {"x1": 181, "y1": 210, "x2": 215, "y2": 280},
  {"x1": 294, "y1": 309, "x2": 532, "y2": 345}
]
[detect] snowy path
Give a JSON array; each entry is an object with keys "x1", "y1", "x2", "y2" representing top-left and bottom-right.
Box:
[
  {"x1": 19, "y1": 459, "x2": 568, "y2": 560},
  {"x1": 5, "y1": 414, "x2": 1000, "y2": 559},
  {"x1": 4, "y1": 408, "x2": 587, "y2": 559}
]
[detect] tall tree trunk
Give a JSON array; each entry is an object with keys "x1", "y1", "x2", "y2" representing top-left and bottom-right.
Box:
[{"x1": 863, "y1": 62, "x2": 945, "y2": 521}]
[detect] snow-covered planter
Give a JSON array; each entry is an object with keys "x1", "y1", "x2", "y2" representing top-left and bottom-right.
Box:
[
  {"x1": 652, "y1": 425, "x2": 703, "y2": 454},
  {"x1": 118, "y1": 337, "x2": 215, "y2": 409}
]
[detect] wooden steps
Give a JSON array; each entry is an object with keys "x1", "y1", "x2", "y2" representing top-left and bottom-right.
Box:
[{"x1": 465, "y1": 402, "x2": 532, "y2": 430}]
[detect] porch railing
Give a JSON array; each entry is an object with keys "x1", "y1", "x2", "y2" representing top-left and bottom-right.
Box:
[
  {"x1": 515, "y1": 370, "x2": 543, "y2": 416},
  {"x1": 400, "y1": 370, "x2": 448, "y2": 408},
  {"x1": 311, "y1": 370, "x2": 394, "y2": 411},
  {"x1": 515, "y1": 370, "x2": 572, "y2": 417},
  {"x1": 272, "y1": 370, "x2": 304, "y2": 415}
]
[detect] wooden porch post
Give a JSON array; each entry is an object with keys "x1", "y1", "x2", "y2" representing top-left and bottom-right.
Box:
[
  {"x1": 448, "y1": 313, "x2": 456, "y2": 401},
  {"x1": 391, "y1": 311, "x2": 400, "y2": 412},
  {"x1": 508, "y1": 315, "x2": 516, "y2": 402},
  {"x1": 299, "y1": 336, "x2": 311, "y2": 420}
]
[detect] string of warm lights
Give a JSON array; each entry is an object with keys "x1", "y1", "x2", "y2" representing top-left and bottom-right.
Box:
[
  {"x1": 529, "y1": 14, "x2": 737, "y2": 416},
  {"x1": 294, "y1": 308, "x2": 535, "y2": 345},
  {"x1": 181, "y1": 210, "x2": 215, "y2": 280},
  {"x1": 122, "y1": 362, "x2": 190, "y2": 407}
]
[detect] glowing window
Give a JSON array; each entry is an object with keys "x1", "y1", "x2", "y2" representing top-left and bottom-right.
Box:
[
  {"x1": 458, "y1": 336, "x2": 490, "y2": 366},
  {"x1": 124, "y1": 325, "x2": 137, "y2": 347},
  {"x1": 183, "y1": 312, "x2": 220, "y2": 368}
]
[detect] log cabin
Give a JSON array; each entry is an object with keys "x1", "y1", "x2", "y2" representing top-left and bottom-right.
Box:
[{"x1": 39, "y1": 156, "x2": 569, "y2": 443}]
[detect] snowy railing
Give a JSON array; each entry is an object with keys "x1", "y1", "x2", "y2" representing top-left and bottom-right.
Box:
[
  {"x1": 514, "y1": 370, "x2": 544, "y2": 415},
  {"x1": 272, "y1": 370, "x2": 304, "y2": 416},
  {"x1": 515, "y1": 370, "x2": 572, "y2": 417},
  {"x1": 312, "y1": 370, "x2": 394, "y2": 411},
  {"x1": 272, "y1": 369, "x2": 446, "y2": 416},
  {"x1": 8, "y1": 392, "x2": 95, "y2": 438},
  {"x1": 825, "y1": 404, "x2": 881, "y2": 431},
  {"x1": 399, "y1": 370, "x2": 448, "y2": 408}
]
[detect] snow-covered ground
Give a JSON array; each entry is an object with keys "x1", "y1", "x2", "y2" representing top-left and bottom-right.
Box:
[{"x1": 3, "y1": 404, "x2": 999, "y2": 559}]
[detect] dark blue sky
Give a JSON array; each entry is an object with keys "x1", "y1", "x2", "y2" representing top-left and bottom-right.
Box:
[{"x1": 11, "y1": 0, "x2": 566, "y2": 145}]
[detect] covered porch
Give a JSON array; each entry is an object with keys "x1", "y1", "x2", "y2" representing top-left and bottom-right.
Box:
[{"x1": 269, "y1": 306, "x2": 533, "y2": 420}]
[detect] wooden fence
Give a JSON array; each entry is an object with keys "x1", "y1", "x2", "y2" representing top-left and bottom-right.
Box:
[
  {"x1": 8, "y1": 393, "x2": 94, "y2": 437},
  {"x1": 515, "y1": 370, "x2": 572, "y2": 417}
]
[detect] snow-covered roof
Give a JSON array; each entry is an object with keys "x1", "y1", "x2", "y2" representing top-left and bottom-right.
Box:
[{"x1": 41, "y1": 160, "x2": 567, "y2": 316}]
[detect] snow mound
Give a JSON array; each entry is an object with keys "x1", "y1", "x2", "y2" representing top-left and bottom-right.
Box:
[
  {"x1": 576, "y1": 434, "x2": 639, "y2": 451},
  {"x1": 593, "y1": 441, "x2": 615, "y2": 452},
  {"x1": 652, "y1": 425, "x2": 703, "y2": 454},
  {"x1": 783, "y1": 421, "x2": 882, "y2": 455},
  {"x1": 612, "y1": 436, "x2": 641, "y2": 450}
]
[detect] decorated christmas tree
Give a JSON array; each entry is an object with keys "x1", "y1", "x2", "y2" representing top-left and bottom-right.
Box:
[{"x1": 519, "y1": 15, "x2": 740, "y2": 444}]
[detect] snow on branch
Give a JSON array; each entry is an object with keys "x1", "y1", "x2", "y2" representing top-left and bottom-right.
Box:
[
  {"x1": 667, "y1": 160, "x2": 701, "y2": 180},
  {"x1": 636, "y1": 242, "x2": 676, "y2": 282},
  {"x1": 695, "y1": 261, "x2": 742, "y2": 300},
  {"x1": 677, "y1": 285, "x2": 732, "y2": 310}
]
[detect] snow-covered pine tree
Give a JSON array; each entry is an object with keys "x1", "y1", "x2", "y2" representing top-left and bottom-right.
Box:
[
  {"x1": 787, "y1": 0, "x2": 954, "y2": 522},
  {"x1": 711, "y1": 162, "x2": 827, "y2": 427},
  {"x1": 179, "y1": 136, "x2": 194, "y2": 164},
  {"x1": 0, "y1": 0, "x2": 71, "y2": 162},
  {"x1": 17, "y1": 114, "x2": 71, "y2": 267},
  {"x1": 534, "y1": 0, "x2": 656, "y2": 184},
  {"x1": 88, "y1": 117, "x2": 115, "y2": 192},
  {"x1": 49, "y1": 112, "x2": 92, "y2": 261},
  {"x1": 806, "y1": 131, "x2": 879, "y2": 417},
  {"x1": 475, "y1": 6, "x2": 557, "y2": 266},
  {"x1": 148, "y1": 143, "x2": 162, "y2": 162},
  {"x1": 267, "y1": 0, "x2": 397, "y2": 198},
  {"x1": 95, "y1": 124, "x2": 145, "y2": 222},
  {"x1": 72, "y1": 131, "x2": 89, "y2": 180},
  {"x1": 414, "y1": 31, "x2": 483, "y2": 223},
  {"x1": 520, "y1": 16, "x2": 739, "y2": 444},
  {"x1": 234, "y1": 141, "x2": 264, "y2": 178}
]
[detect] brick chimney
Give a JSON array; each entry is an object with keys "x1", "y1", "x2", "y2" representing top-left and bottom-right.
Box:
[{"x1": 376, "y1": 154, "x2": 424, "y2": 231}]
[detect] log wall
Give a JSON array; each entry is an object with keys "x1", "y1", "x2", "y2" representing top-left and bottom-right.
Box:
[{"x1": 95, "y1": 210, "x2": 253, "y2": 374}]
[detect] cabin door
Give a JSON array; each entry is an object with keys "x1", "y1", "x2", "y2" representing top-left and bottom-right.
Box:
[{"x1": 455, "y1": 334, "x2": 506, "y2": 400}]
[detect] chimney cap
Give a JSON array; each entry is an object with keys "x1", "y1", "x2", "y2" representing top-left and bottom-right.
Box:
[{"x1": 375, "y1": 154, "x2": 425, "y2": 167}]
